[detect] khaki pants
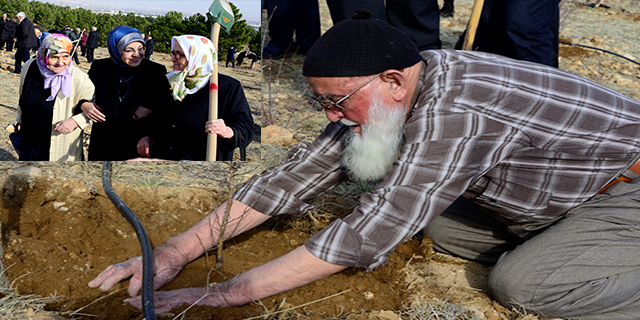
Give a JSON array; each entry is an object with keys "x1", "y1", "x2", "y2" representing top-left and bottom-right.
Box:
[{"x1": 424, "y1": 181, "x2": 640, "y2": 319}]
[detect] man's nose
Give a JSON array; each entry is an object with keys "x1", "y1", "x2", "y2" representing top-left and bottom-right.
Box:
[{"x1": 325, "y1": 109, "x2": 344, "y2": 122}]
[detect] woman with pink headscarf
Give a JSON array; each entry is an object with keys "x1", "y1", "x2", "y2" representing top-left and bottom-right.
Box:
[{"x1": 15, "y1": 33, "x2": 95, "y2": 160}]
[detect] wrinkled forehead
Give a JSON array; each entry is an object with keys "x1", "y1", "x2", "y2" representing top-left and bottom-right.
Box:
[{"x1": 306, "y1": 76, "x2": 365, "y2": 95}]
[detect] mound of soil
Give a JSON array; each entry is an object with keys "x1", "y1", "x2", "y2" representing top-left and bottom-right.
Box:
[{"x1": 0, "y1": 163, "x2": 423, "y2": 319}]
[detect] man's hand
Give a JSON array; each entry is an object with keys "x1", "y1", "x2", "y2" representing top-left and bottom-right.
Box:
[
  {"x1": 133, "y1": 106, "x2": 152, "y2": 120},
  {"x1": 54, "y1": 119, "x2": 78, "y2": 134},
  {"x1": 137, "y1": 136, "x2": 152, "y2": 158},
  {"x1": 81, "y1": 102, "x2": 105, "y2": 122},
  {"x1": 126, "y1": 246, "x2": 347, "y2": 313},
  {"x1": 205, "y1": 119, "x2": 234, "y2": 139},
  {"x1": 124, "y1": 287, "x2": 222, "y2": 313},
  {"x1": 88, "y1": 244, "x2": 188, "y2": 297}
]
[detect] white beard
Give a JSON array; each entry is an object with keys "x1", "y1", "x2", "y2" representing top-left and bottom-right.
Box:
[{"x1": 341, "y1": 96, "x2": 406, "y2": 182}]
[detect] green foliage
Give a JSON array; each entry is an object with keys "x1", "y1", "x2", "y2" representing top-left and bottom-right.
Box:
[
  {"x1": 0, "y1": 0, "x2": 257, "y2": 54},
  {"x1": 248, "y1": 28, "x2": 261, "y2": 58}
]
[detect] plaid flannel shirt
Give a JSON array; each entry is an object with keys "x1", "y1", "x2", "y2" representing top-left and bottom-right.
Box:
[{"x1": 235, "y1": 50, "x2": 640, "y2": 270}]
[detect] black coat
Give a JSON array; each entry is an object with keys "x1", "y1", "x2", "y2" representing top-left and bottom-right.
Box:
[
  {"x1": 85, "y1": 58, "x2": 172, "y2": 160},
  {"x1": 15, "y1": 17, "x2": 37, "y2": 49},
  {"x1": 150, "y1": 74, "x2": 255, "y2": 161},
  {"x1": 0, "y1": 18, "x2": 5, "y2": 39},
  {"x1": 1, "y1": 20, "x2": 15, "y2": 41},
  {"x1": 86, "y1": 31, "x2": 99, "y2": 48},
  {"x1": 145, "y1": 38, "x2": 154, "y2": 58},
  {"x1": 68, "y1": 31, "x2": 80, "y2": 50}
]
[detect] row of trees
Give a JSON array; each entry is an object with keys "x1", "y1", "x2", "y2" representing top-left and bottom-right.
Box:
[{"x1": 0, "y1": 0, "x2": 260, "y2": 59}]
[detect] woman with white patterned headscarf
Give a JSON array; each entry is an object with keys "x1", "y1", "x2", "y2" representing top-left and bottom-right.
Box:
[
  {"x1": 136, "y1": 35, "x2": 255, "y2": 161},
  {"x1": 15, "y1": 33, "x2": 95, "y2": 160}
]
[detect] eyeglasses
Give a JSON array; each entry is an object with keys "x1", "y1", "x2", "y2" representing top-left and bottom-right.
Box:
[
  {"x1": 123, "y1": 47, "x2": 145, "y2": 55},
  {"x1": 309, "y1": 73, "x2": 382, "y2": 112},
  {"x1": 170, "y1": 51, "x2": 186, "y2": 59}
]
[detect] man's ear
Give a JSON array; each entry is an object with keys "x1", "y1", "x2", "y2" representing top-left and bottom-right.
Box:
[{"x1": 380, "y1": 70, "x2": 408, "y2": 102}]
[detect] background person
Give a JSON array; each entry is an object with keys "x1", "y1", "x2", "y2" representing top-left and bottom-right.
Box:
[
  {"x1": 80, "y1": 25, "x2": 171, "y2": 161},
  {"x1": 85, "y1": 26, "x2": 99, "y2": 63},
  {"x1": 80, "y1": 27, "x2": 88, "y2": 57},
  {"x1": 15, "y1": 34, "x2": 94, "y2": 160},
  {"x1": 136, "y1": 35, "x2": 255, "y2": 161},
  {"x1": 2, "y1": 17, "x2": 16, "y2": 52},
  {"x1": 68, "y1": 27, "x2": 81, "y2": 65},
  {"x1": 144, "y1": 34, "x2": 154, "y2": 60},
  {"x1": 262, "y1": 0, "x2": 320, "y2": 58},
  {"x1": 326, "y1": 0, "x2": 441, "y2": 51},
  {"x1": 454, "y1": 0, "x2": 561, "y2": 67},
  {"x1": 440, "y1": 0, "x2": 454, "y2": 17},
  {"x1": 236, "y1": 50, "x2": 246, "y2": 67},
  {"x1": 225, "y1": 46, "x2": 236, "y2": 68},
  {"x1": 13, "y1": 12, "x2": 37, "y2": 74},
  {"x1": 0, "y1": 13, "x2": 7, "y2": 49},
  {"x1": 247, "y1": 51, "x2": 258, "y2": 68},
  {"x1": 88, "y1": 15, "x2": 640, "y2": 319}
]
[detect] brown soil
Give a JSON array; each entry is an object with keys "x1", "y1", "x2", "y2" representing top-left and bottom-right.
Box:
[{"x1": 0, "y1": 162, "x2": 418, "y2": 319}]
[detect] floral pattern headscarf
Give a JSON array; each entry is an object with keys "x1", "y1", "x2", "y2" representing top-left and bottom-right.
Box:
[
  {"x1": 166, "y1": 35, "x2": 217, "y2": 101},
  {"x1": 36, "y1": 34, "x2": 74, "y2": 101}
]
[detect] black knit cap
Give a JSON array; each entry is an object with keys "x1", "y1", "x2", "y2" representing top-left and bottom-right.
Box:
[{"x1": 303, "y1": 10, "x2": 422, "y2": 77}]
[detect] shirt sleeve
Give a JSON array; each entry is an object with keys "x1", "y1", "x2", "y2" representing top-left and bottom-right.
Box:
[
  {"x1": 304, "y1": 108, "x2": 528, "y2": 270},
  {"x1": 233, "y1": 122, "x2": 350, "y2": 217}
]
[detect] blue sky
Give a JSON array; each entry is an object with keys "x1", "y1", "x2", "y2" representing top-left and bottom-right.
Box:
[{"x1": 43, "y1": 0, "x2": 261, "y2": 21}]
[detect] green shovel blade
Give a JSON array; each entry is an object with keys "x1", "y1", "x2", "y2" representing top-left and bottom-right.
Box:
[{"x1": 209, "y1": 0, "x2": 235, "y2": 35}]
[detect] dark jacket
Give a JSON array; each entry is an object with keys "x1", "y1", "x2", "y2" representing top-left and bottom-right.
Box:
[
  {"x1": 1, "y1": 20, "x2": 16, "y2": 41},
  {"x1": 68, "y1": 31, "x2": 81, "y2": 51},
  {"x1": 150, "y1": 74, "x2": 255, "y2": 161},
  {"x1": 145, "y1": 38, "x2": 154, "y2": 58},
  {"x1": 0, "y1": 18, "x2": 6, "y2": 39},
  {"x1": 85, "y1": 58, "x2": 172, "y2": 160},
  {"x1": 86, "y1": 30, "x2": 99, "y2": 48},
  {"x1": 15, "y1": 17, "x2": 37, "y2": 49},
  {"x1": 226, "y1": 48, "x2": 236, "y2": 60}
]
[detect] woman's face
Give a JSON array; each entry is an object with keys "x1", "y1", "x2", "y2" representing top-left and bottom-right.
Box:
[
  {"x1": 121, "y1": 41, "x2": 145, "y2": 67},
  {"x1": 47, "y1": 52, "x2": 71, "y2": 73},
  {"x1": 170, "y1": 44, "x2": 188, "y2": 72}
]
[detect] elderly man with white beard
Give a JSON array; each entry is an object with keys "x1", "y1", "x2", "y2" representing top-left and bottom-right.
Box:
[{"x1": 89, "y1": 11, "x2": 640, "y2": 319}]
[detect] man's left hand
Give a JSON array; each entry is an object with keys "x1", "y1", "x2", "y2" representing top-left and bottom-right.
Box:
[{"x1": 124, "y1": 287, "x2": 226, "y2": 313}]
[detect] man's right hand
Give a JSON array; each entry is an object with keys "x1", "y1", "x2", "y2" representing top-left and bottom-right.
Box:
[
  {"x1": 88, "y1": 244, "x2": 188, "y2": 297},
  {"x1": 81, "y1": 102, "x2": 106, "y2": 122}
]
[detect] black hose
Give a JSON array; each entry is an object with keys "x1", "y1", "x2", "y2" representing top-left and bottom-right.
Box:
[
  {"x1": 560, "y1": 40, "x2": 640, "y2": 66},
  {"x1": 102, "y1": 161, "x2": 156, "y2": 320}
]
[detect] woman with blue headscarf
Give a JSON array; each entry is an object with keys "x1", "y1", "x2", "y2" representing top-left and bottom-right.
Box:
[{"x1": 79, "y1": 25, "x2": 172, "y2": 160}]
